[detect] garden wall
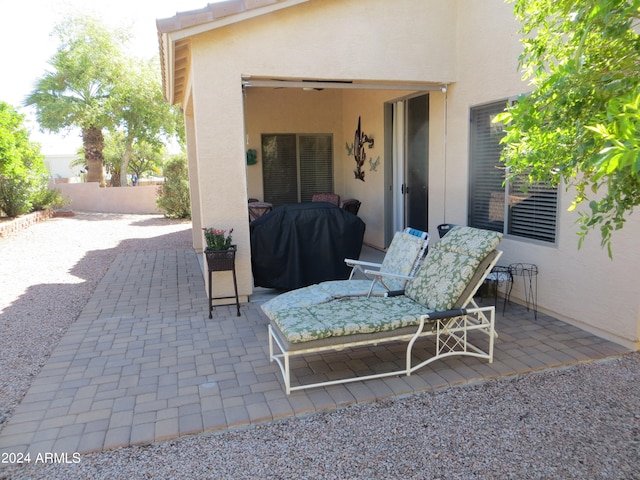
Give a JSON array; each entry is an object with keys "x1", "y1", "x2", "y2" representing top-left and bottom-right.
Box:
[
  {"x1": 0, "y1": 210, "x2": 53, "y2": 238},
  {"x1": 53, "y1": 182, "x2": 162, "y2": 214}
]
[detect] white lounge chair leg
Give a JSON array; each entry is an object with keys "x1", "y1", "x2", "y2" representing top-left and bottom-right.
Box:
[
  {"x1": 284, "y1": 353, "x2": 291, "y2": 395},
  {"x1": 268, "y1": 325, "x2": 274, "y2": 361}
]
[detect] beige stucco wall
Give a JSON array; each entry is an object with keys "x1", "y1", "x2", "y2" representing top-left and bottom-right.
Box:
[
  {"x1": 340, "y1": 89, "x2": 413, "y2": 248},
  {"x1": 53, "y1": 183, "x2": 162, "y2": 214},
  {"x1": 172, "y1": 0, "x2": 639, "y2": 347}
]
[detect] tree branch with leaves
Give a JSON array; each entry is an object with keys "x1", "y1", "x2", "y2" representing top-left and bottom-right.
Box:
[{"x1": 497, "y1": 0, "x2": 640, "y2": 256}]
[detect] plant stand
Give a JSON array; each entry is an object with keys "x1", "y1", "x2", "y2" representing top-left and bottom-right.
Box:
[
  {"x1": 508, "y1": 263, "x2": 538, "y2": 320},
  {"x1": 205, "y1": 246, "x2": 240, "y2": 318}
]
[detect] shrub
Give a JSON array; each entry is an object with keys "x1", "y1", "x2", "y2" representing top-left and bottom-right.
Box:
[
  {"x1": 156, "y1": 154, "x2": 191, "y2": 219},
  {"x1": 31, "y1": 186, "x2": 66, "y2": 211},
  {"x1": 0, "y1": 174, "x2": 32, "y2": 217},
  {"x1": 0, "y1": 101, "x2": 59, "y2": 217}
]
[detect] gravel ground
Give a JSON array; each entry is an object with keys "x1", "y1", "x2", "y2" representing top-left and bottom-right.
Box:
[{"x1": 1, "y1": 213, "x2": 639, "y2": 479}]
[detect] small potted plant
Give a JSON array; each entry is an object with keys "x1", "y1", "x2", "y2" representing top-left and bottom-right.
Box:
[
  {"x1": 203, "y1": 227, "x2": 236, "y2": 271},
  {"x1": 203, "y1": 227, "x2": 234, "y2": 251}
]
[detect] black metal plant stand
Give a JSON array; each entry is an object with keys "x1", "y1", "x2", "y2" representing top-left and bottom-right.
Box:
[{"x1": 205, "y1": 245, "x2": 240, "y2": 318}]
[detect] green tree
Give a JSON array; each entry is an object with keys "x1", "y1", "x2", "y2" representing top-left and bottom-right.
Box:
[
  {"x1": 128, "y1": 141, "x2": 165, "y2": 183},
  {"x1": 498, "y1": 0, "x2": 640, "y2": 255},
  {"x1": 110, "y1": 57, "x2": 183, "y2": 186},
  {"x1": 0, "y1": 102, "x2": 52, "y2": 216},
  {"x1": 102, "y1": 131, "x2": 165, "y2": 186}
]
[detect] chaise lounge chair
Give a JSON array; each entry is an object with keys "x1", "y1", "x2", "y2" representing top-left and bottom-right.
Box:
[
  {"x1": 263, "y1": 226, "x2": 503, "y2": 394},
  {"x1": 260, "y1": 228, "x2": 430, "y2": 318}
]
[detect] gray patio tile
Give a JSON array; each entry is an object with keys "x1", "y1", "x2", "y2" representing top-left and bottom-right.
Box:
[
  {"x1": 267, "y1": 398, "x2": 295, "y2": 419},
  {"x1": 109, "y1": 411, "x2": 134, "y2": 429},
  {"x1": 112, "y1": 396, "x2": 136, "y2": 413},
  {"x1": 156, "y1": 407, "x2": 180, "y2": 421},
  {"x1": 0, "y1": 431, "x2": 34, "y2": 451},
  {"x1": 221, "y1": 395, "x2": 245, "y2": 409},
  {"x1": 0, "y1": 421, "x2": 41, "y2": 438},
  {"x1": 135, "y1": 399, "x2": 168, "y2": 414},
  {"x1": 178, "y1": 403, "x2": 202, "y2": 418},
  {"x1": 224, "y1": 405, "x2": 250, "y2": 427},
  {"x1": 202, "y1": 409, "x2": 227, "y2": 430},
  {"x1": 66, "y1": 399, "x2": 94, "y2": 417},
  {"x1": 39, "y1": 415, "x2": 78, "y2": 431},
  {"x1": 78, "y1": 430, "x2": 108, "y2": 453},
  {"x1": 132, "y1": 412, "x2": 156, "y2": 426},
  {"x1": 246, "y1": 402, "x2": 273, "y2": 424},
  {"x1": 155, "y1": 418, "x2": 179, "y2": 441},
  {"x1": 26, "y1": 440, "x2": 57, "y2": 457},
  {"x1": 168, "y1": 394, "x2": 201, "y2": 409},
  {"x1": 130, "y1": 422, "x2": 156, "y2": 446},
  {"x1": 58, "y1": 423, "x2": 85, "y2": 441},
  {"x1": 52, "y1": 435, "x2": 81, "y2": 455},
  {"x1": 83, "y1": 418, "x2": 110, "y2": 434},
  {"x1": 6, "y1": 410, "x2": 48, "y2": 426},
  {"x1": 76, "y1": 409, "x2": 112, "y2": 425},
  {"x1": 467, "y1": 362, "x2": 503, "y2": 380}
]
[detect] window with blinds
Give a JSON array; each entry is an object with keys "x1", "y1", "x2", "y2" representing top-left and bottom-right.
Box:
[
  {"x1": 468, "y1": 101, "x2": 558, "y2": 243},
  {"x1": 261, "y1": 133, "x2": 334, "y2": 207}
]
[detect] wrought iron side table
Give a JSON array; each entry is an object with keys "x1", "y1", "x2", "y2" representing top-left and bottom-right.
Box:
[
  {"x1": 485, "y1": 265, "x2": 513, "y2": 313},
  {"x1": 508, "y1": 263, "x2": 538, "y2": 319},
  {"x1": 205, "y1": 246, "x2": 240, "y2": 318}
]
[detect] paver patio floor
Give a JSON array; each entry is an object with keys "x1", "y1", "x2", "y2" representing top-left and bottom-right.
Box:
[{"x1": 0, "y1": 247, "x2": 629, "y2": 457}]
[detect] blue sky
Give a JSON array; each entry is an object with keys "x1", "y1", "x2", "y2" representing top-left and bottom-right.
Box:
[{"x1": 0, "y1": 0, "x2": 217, "y2": 154}]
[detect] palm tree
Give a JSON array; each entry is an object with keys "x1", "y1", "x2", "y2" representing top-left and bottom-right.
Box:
[{"x1": 25, "y1": 16, "x2": 128, "y2": 184}]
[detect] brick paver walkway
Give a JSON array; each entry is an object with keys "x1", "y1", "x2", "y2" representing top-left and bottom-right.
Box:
[{"x1": 0, "y1": 248, "x2": 629, "y2": 457}]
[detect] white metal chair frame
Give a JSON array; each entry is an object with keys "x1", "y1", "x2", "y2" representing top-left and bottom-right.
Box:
[{"x1": 344, "y1": 228, "x2": 430, "y2": 296}]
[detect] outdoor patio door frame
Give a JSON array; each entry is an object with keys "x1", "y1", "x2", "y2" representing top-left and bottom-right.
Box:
[{"x1": 384, "y1": 93, "x2": 430, "y2": 247}]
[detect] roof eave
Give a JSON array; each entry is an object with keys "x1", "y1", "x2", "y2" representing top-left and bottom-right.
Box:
[{"x1": 157, "y1": 0, "x2": 311, "y2": 105}]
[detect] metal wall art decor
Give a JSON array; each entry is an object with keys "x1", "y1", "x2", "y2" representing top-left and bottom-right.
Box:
[
  {"x1": 369, "y1": 155, "x2": 380, "y2": 172},
  {"x1": 353, "y1": 116, "x2": 374, "y2": 181}
]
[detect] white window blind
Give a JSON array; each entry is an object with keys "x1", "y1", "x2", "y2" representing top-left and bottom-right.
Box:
[
  {"x1": 469, "y1": 101, "x2": 558, "y2": 243},
  {"x1": 298, "y1": 135, "x2": 333, "y2": 203},
  {"x1": 507, "y1": 177, "x2": 558, "y2": 242},
  {"x1": 262, "y1": 134, "x2": 298, "y2": 206}
]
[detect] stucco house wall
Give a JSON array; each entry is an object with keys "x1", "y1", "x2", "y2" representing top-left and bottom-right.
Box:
[
  {"x1": 158, "y1": 0, "x2": 640, "y2": 348},
  {"x1": 450, "y1": 1, "x2": 640, "y2": 346}
]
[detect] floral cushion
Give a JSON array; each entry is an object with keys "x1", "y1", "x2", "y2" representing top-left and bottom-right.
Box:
[
  {"x1": 271, "y1": 296, "x2": 434, "y2": 343},
  {"x1": 434, "y1": 225, "x2": 502, "y2": 260},
  {"x1": 377, "y1": 232, "x2": 426, "y2": 290},
  {"x1": 261, "y1": 285, "x2": 334, "y2": 320},
  {"x1": 317, "y1": 279, "x2": 388, "y2": 298},
  {"x1": 404, "y1": 226, "x2": 502, "y2": 311}
]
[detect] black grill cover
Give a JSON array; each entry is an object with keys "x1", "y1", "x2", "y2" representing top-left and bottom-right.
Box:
[{"x1": 250, "y1": 202, "x2": 366, "y2": 290}]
